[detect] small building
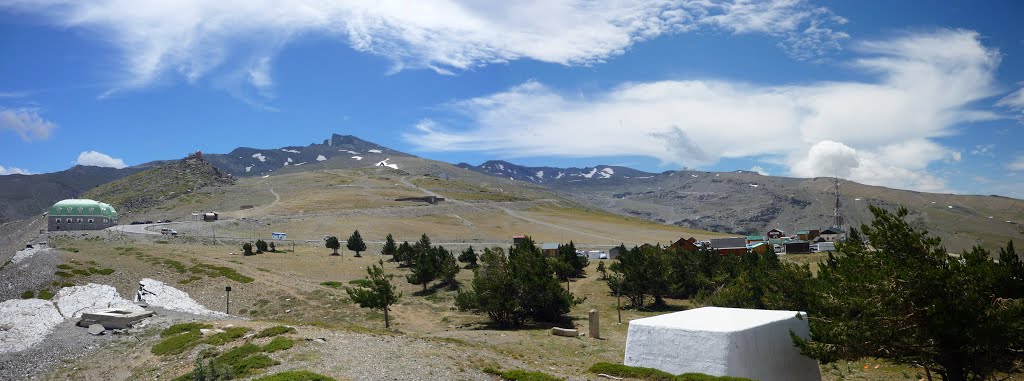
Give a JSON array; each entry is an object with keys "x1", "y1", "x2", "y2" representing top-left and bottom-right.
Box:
[
  {"x1": 784, "y1": 241, "x2": 811, "y2": 254},
  {"x1": 540, "y1": 243, "x2": 559, "y2": 257},
  {"x1": 747, "y1": 242, "x2": 770, "y2": 254},
  {"x1": 819, "y1": 227, "x2": 844, "y2": 242},
  {"x1": 670, "y1": 237, "x2": 699, "y2": 253},
  {"x1": 624, "y1": 307, "x2": 821, "y2": 381},
  {"x1": 608, "y1": 246, "x2": 625, "y2": 260},
  {"x1": 48, "y1": 199, "x2": 118, "y2": 231},
  {"x1": 796, "y1": 229, "x2": 819, "y2": 241},
  {"x1": 710, "y1": 237, "x2": 747, "y2": 256},
  {"x1": 746, "y1": 235, "x2": 765, "y2": 244},
  {"x1": 512, "y1": 235, "x2": 527, "y2": 245},
  {"x1": 203, "y1": 212, "x2": 219, "y2": 222},
  {"x1": 766, "y1": 228, "x2": 785, "y2": 239}
]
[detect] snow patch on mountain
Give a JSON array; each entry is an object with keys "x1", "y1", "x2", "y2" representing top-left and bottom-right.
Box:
[
  {"x1": 577, "y1": 168, "x2": 598, "y2": 179},
  {"x1": 351, "y1": 156, "x2": 363, "y2": 160},
  {"x1": 316, "y1": 155, "x2": 327, "y2": 161},
  {"x1": 281, "y1": 149, "x2": 300, "y2": 153},
  {"x1": 555, "y1": 172, "x2": 565, "y2": 179},
  {"x1": 376, "y1": 158, "x2": 398, "y2": 169},
  {"x1": 252, "y1": 153, "x2": 266, "y2": 162},
  {"x1": 245, "y1": 166, "x2": 252, "y2": 172},
  {"x1": 368, "y1": 149, "x2": 382, "y2": 153},
  {"x1": 536, "y1": 170, "x2": 544, "y2": 179}
]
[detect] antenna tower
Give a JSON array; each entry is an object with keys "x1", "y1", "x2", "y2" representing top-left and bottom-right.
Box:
[{"x1": 833, "y1": 176, "x2": 843, "y2": 230}]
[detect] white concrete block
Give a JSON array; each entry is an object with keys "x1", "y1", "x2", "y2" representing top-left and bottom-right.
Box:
[{"x1": 624, "y1": 307, "x2": 820, "y2": 381}]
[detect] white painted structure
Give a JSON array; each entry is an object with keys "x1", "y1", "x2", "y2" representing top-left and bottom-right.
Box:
[{"x1": 624, "y1": 307, "x2": 821, "y2": 381}]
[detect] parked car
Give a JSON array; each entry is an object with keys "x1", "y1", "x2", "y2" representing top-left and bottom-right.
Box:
[
  {"x1": 160, "y1": 219, "x2": 172, "y2": 223},
  {"x1": 160, "y1": 228, "x2": 178, "y2": 236},
  {"x1": 144, "y1": 220, "x2": 154, "y2": 224}
]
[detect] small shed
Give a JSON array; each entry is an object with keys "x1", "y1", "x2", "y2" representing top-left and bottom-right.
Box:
[
  {"x1": 540, "y1": 243, "x2": 559, "y2": 257},
  {"x1": 670, "y1": 237, "x2": 699, "y2": 253},
  {"x1": 608, "y1": 246, "x2": 625, "y2": 260},
  {"x1": 624, "y1": 307, "x2": 820, "y2": 381},
  {"x1": 202, "y1": 212, "x2": 219, "y2": 222},
  {"x1": 784, "y1": 241, "x2": 811, "y2": 254},
  {"x1": 710, "y1": 237, "x2": 747, "y2": 256}
]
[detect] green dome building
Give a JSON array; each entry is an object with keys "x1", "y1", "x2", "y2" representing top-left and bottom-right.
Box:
[{"x1": 48, "y1": 199, "x2": 118, "y2": 231}]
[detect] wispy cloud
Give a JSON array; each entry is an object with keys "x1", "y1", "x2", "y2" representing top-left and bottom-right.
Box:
[
  {"x1": 75, "y1": 151, "x2": 127, "y2": 168},
  {"x1": 404, "y1": 29, "x2": 1000, "y2": 193},
  {"x1": 0, "y1": 0, "x2": 847, "y2": 97},
  {"x1": 971, "y1": 144, "x2": 995, "y2": 156},
  {"x1": 0, "y1": 164, "x2": 31, "y2": 175},
  {"x1": 0, "y1": 108, "x2": 57, "y2": 141},
  {"x1": 1010, "y1": 156, "x2": 1024, "y2": 172}
]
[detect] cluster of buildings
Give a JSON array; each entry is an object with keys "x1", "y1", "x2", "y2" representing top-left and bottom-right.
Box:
[{"x1": 671, "y1": 227, "x2": 845, "y2": 255}]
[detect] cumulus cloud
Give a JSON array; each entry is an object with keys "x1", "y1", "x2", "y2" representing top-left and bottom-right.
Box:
[
  {"x1": 0, "y1": 108, "x2": 57, "y2": 141},
  {"x1": 0, "y1": 0, "x2": 846, "y2": 94},
  {"x1": 75, "y1": 151, "x2": 127, "y2": 169},
  {"x1": 404, "y1": 29, "x2": 999, "y2": 192},
  {"x1": 0, "y1": 165, "x2": 31, "y2": 175}
]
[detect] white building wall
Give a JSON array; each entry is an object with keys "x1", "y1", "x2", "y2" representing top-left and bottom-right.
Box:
[{"x1": 624, "y1": 307, "x2": 820, "y2": 381}]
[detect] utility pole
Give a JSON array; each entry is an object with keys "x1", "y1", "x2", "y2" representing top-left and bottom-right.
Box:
[{"x1": 225, "y1": 286, "x2": 232, "y2": 314}]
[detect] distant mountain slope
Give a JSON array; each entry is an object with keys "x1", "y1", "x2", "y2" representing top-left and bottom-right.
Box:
[
  {"x1": 204, "y1": 134, "x2": 411, "y2": 177},
  {"x1": 0, "y1": 165, "x2": 151, "y2": 223},
  {"x1": 83, "y1": 155, "x2": 234, "y2": 216},
  {"x1": 456, "y1": 160, "x2": 655, "y2": 184},
  {"x1": 461, "y1": 161, "x2": 1024, "y2": 253}
]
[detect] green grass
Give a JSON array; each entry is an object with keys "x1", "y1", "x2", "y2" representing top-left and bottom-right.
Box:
[
  {"x1": 204, "y1": 327, "x2": 251, "y2": 346},
  {"x1": 587, "y1": 363, "x2": 754, "y2": 381},
  {"x1": 178, "y1": 275, "x2": 203, "y2": 284},
  {"x1": 56, "y1": 264, "x2": 74, "y2": 270},
  {"x1": 87, "y1": 267, "x2": 115, "y2": 275},
  {"x1": 54, "y1": 271, "x2": 74, "y2": 278},
  {"x1": 319, "y1": 281, "x2": 344, "y2": 289},
  {"x1": 262, "y1": 337, "x2": 295, "y2": 353},
  {"x1": 255, "y1": 325, "x2": 296, "y2": 338},
  {"x1": 20, "y1": 290, "x2": 34, "y2": 299},
  {"x1": 189, "y1": 263, "x2": 254, "y2": 283},
  {"x1": 483, "y1": 368, "x2": 564, "y2": 381},
  {"x1": 152, "y1": 330, "x2": 204, "y2": 355},
  {"x1": 230, "y1": 354, "x2": 279, "y2": 376},
  {"x1": 254, "y1": 371, "x2": 338, "y2": 381},
  {"x1": 38, "y1": 289, "x2": 54, "y2": 300},
  {"x1": 161, "y1": 322, "x2": 213, "y2": 337},
  {"x1": 71, "y1": 268, "x2": 90, "y2": 276}
]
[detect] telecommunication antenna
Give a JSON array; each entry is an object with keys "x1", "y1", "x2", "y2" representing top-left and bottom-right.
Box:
[{"x1": 833, "y1": 175, "x2": 843, "y2": 231}]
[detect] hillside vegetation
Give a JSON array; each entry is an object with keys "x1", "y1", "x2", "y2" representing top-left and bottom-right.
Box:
[{"x1": 84, "y1": 156, "x2": 234, "y2": 216}]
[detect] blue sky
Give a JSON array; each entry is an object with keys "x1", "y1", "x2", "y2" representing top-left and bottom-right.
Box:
[{"x1": 1, "y1": 0, "x2": 1022, "y2": 197}]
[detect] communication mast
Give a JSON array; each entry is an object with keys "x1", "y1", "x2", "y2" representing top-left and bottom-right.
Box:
[{"x1": 832, "y1": 176, "x2": 843, "y2": 231}]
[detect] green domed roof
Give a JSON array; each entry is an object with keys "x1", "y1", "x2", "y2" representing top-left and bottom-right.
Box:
[{"x1": 49, "y1": 199, "x2": 118, "y2": 218}]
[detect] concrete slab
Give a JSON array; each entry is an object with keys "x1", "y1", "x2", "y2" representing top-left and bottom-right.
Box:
[
  {"x1": 624, "y1": 307, "x2": 821, "y2": 381},
  {"x1": 78, "y1": 308, "x2": 154, "y2": 330}
]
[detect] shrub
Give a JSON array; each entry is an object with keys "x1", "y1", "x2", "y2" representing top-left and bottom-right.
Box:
[
  {"x1": 319, "y1": 281, "x2": 344, "y2": 289},
  {"x1": 204, "y1": 327, "x2": 251, "y2": 346},
  {"x1": 587, "y1": 363, "x2": 754, "y2": 381},
  {"x1": 56, "y1": 264, "x2": 74, "y2": 270},
  {"x1": 37, "y1": 289, "x2": 54, "y2": 300},
  {"x1": 230, "y1": 354, "x2": 278, "y2": 376},
  {"x1": 255, "y1": 325, "x2": 296, "y2": 338},
  {"x1": 255, "y1": 240, "x2": 269, "y2": 253},
  {"x1": 152, "y1": 330, "x2": 204, "y2": 355},
  {"x1": 54, "y1": 271, "x2": 74, "y2": 278},
  {"x1": 20, "y1": 290, "x2": 34, "y2": 299},
  {"x1": 254, "y1": 371, "x2": 338, "y2": 381},
  {"x1": 483, "y1": 367, "x2": 563, "y2": 381},
  {"x1": 71, "y1": 268, "x2": 91, "y2": 276},
  {"x1": 262, "y1": 337, "x2": 294, "y2": 353},
  {"x1": 161, "y1": 322, "x2": 212, "y2": 337}
]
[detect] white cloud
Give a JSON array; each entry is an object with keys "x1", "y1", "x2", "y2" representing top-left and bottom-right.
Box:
[
  {"x1": 405, "y1": 29, "x2": 999, "y2": 193},
  {"x1": 998, "y1": 87, "x2": 1024, "y2": 111},
  {"x1": 0, "y1": 165, "x2": 31, "y2": 175},
  {"x1": 1009, "y1": 156, "x2": 1024, "y2": 172},
  {"x1": 750, "y1": 166, "x2": 769, "y2": 176},
  {"x1": 75, "y1": 151, "x2": 127, "y2": 169},
  {"x1": 971, "y1": 144, "x2": 995, "y2": 156},
  {"x1": 0, "y1": 0, "x2": 846, "y2": 94},
  {"x1": 0, "y1": 108, "x2": 57, "y2": 141}
]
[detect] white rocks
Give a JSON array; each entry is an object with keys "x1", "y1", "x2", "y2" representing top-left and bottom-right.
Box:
[
  {"x1": 0, "y1": 299, "x2": 64, "y2": 354},
  {"x1": 138, "y1": 278, "x2": 226, "y2": 316},
  {"x1": 11, "y1": 247, "x2": 49, "y2": 265},
  {"x1": 87, "y1": 324, "x2": 105, "y2": 335},
  {"x1": 56, "y1": 284, "x2": 143, "y2": 319},
  {"x1": 624, "y1": 307, "x2": 820, "y2": 381}
]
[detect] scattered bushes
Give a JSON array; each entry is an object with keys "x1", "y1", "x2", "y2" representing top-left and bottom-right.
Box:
[
  {"x1": 255, "y1": 325, "x2": 295, "y2": 338},
  {"x1": 152, "y1": 330, "x2": 204, "y2": 355},
  {"x1": 319, "y1": 281, "x2": 343, "y2": 289},
  {"x1": 20, "y1": 290, "x2": 34, "y2": 299},
  {"x1": 162, "y1": 322, "x2": 213, "y2": 337},
  {"x1": 483, "y1": 367, "x2": 563, "y2": 381},
  {"x1": 587, "y1": 363, "x2": 754, "y2": 381},
  {"x1": 262, "y1": 337, "x2": 294, "y2": 353},
  {"x1": 37, "y1": 289, "x2": 54, "y2": 300},
  {"x1": 205, "y1": 327, "x2": 252, "y2": 346}
]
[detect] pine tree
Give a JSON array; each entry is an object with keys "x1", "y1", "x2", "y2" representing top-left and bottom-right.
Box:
[
  {"x1": 346, "y1": 230, "x2": 367, "y2": 257},
  {"x1": 242, "y1": 242, "x2": 253, "y2": 256},
  {"x1": 395, "y1": 241, "x2": 414, "y2": 267},
  {"x1": 255, "y1": 239, "x2": 268, "y2": 253},
  {"x1": 596, "y1": 261, "x2": 607, "y2": 280},
  {"x1": 347, "y1": 260, "x2": 401, "y2": 328},
  {"x1": 324, "y1": 236, "x2": 340, "y2": 256},
  {"x1": 268, "y1": 241, "x2": 276, "y2": 252},
  {"x1": 381, "y1": 234, "x2": 398, "y2": 260},
  {"x1": 406, "y1": 246, "x2": 439, "y2": 292},
  {"x1": 437, "y1": 246, "x2": 460, "y2": 286},
  {"x1": 794, "y1": 206, "x2": 1024, "y2": 381},
  {"x1": 458, "y1": 246, "x2": 479, "y2": 268}
]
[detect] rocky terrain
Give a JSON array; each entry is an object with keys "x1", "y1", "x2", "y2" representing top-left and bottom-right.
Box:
[
  {"x1": 203, "y1": 133, "x2": 412, "y2": 177},
  {"x1": 83, "y1": 155, "x2": 235, "y2": 216}
]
